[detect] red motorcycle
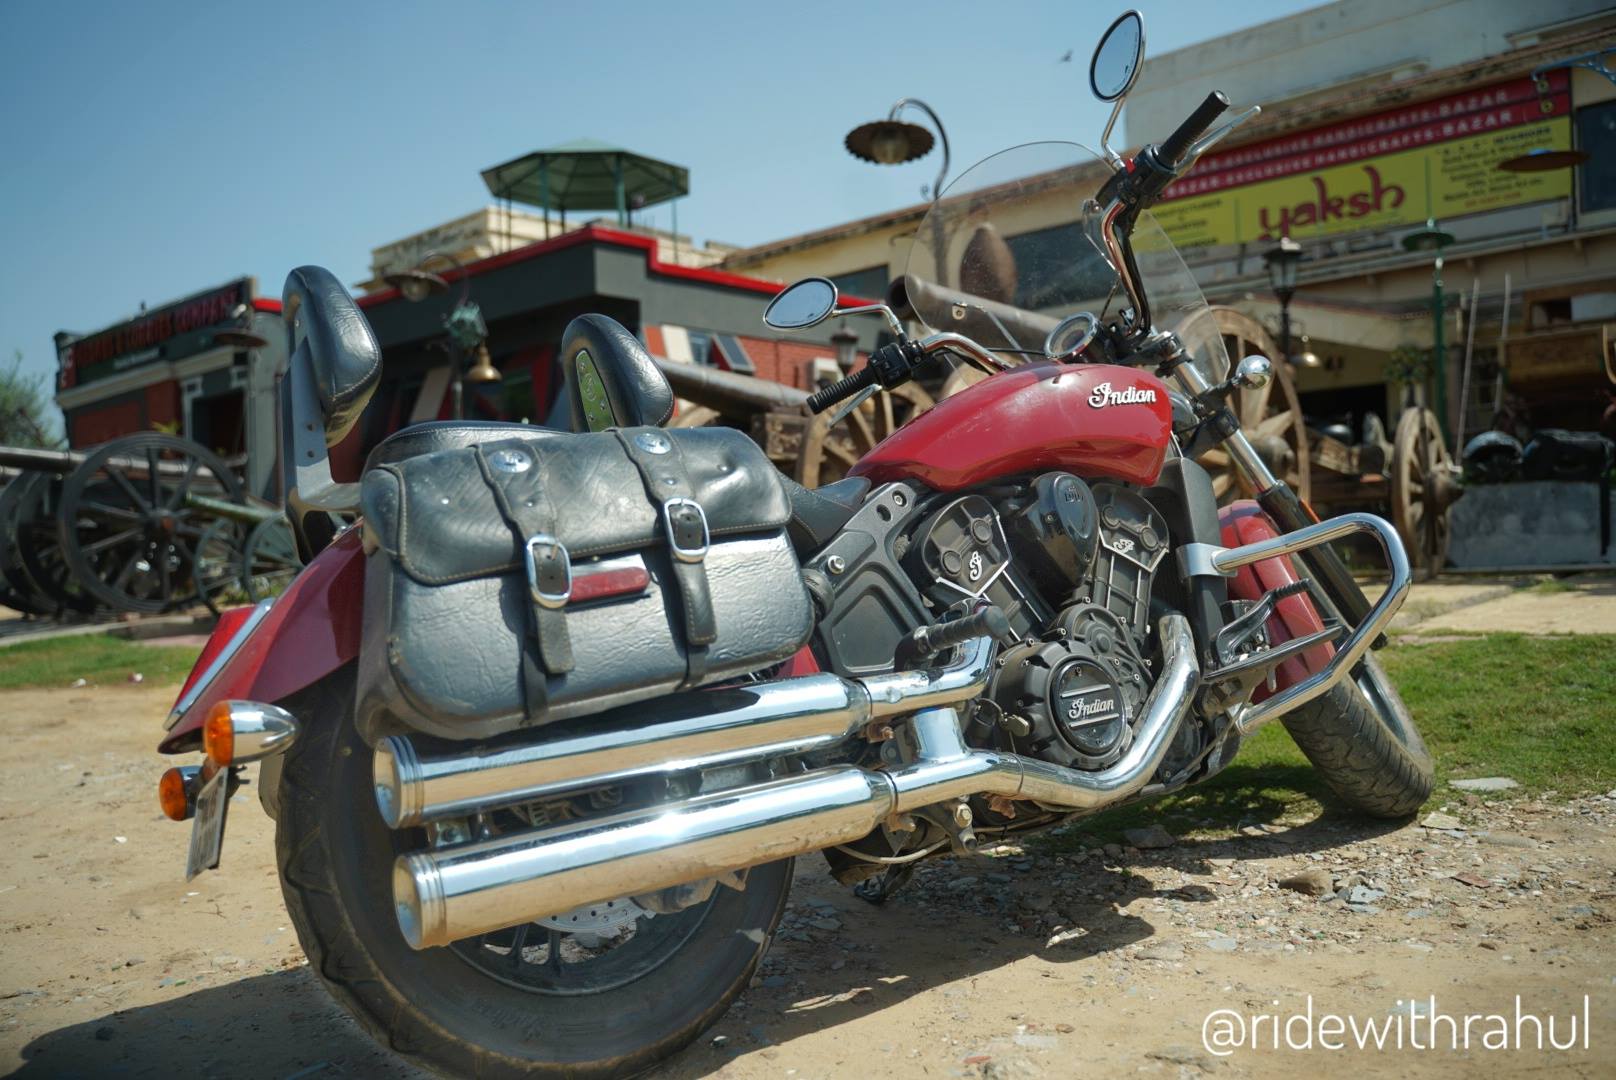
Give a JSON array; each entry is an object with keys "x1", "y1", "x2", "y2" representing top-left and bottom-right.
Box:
[{"x1": 156, "y1": 12, "x2": 1430, "y2": 1077}]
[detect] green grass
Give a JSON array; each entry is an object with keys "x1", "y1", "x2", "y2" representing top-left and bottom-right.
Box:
[
  {"x1": 1381, "y1": 633, "x2": 1614, "y2": 793},
  {"x1": 1041, "y1": 633, "x2": 1616, "y2": 848},
  {"x1": 0, "y1": 634, "x2": 202, "y2": 690}
]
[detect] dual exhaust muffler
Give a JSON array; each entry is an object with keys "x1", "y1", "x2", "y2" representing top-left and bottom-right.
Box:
[{"x1": 390, "y1": 616, "x2": 1198, "y2": 950}]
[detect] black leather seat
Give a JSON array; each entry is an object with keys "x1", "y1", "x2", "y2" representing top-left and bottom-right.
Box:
[
  {"x1": 366, "y1": 420, "x2": 561, "y2": 471},
  {"x1": 782, "y1": 475, "x2": 869, "y2": 554},
  {"x1": 365, "y1": 314, "x2": 674, "y2": 469},
  {"x1": 362, "y1": 310, "x2": 865, "y2": 554}
]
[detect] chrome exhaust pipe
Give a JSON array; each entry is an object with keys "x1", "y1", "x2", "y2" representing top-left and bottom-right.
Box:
[
  {"x1": 395, "y1": 766, "x2": 898, "y2": 949},
  {"x1": 886, "y1": 614, "x2": 1198, "y2": 813},
  {"x1": 374, "y1": 637, "x2": 997, "y2": 828},
  {"x1": 392, "y1": 617, "x2": 1197, "y2": 950}
]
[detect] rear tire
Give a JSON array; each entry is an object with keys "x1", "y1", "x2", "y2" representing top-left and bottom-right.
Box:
[
  {"x1": 1280, "y1": 653, "x2": 1434, "y2": 818},
  {"x1": 273, "y1": 670, "x2": 792, "y2": 1078}
]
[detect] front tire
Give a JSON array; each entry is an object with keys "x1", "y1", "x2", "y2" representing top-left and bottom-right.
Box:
[
  {"x1": 1281, "y1": 653, "x2": 1434, "y2": 818},
  {"x1": 273, "y1": 670, "x2": 792, "y2": 1078}
]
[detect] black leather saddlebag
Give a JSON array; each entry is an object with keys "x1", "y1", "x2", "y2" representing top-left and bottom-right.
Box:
[{"x1": 356, "y1": 426, "x2": 814, "y2": 741}]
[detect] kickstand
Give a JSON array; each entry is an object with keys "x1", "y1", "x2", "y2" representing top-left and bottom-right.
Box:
[{"x1": 854, "y1": 864, "x2": 915, "y2": 905}]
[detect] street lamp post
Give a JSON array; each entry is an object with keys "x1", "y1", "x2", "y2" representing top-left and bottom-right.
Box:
[
  {"x1": 845, "y1": 98, "x2": 952, "y2": 282},
  {"x1": 385, "y1": 251, "x2": 501, "y2": 420},
  {"x1": 843, "y1": 98, "x2": 951, "y2": 200},
  {"x1": 831, "y1": 324, "x2": 859, "y2": 371},
  {"x1": 1401, "y1": 219, "x2": 1456, "y2": 438},
  {"x1": 1263, "y1": 237, "x2": 1303, "y2": 364}
]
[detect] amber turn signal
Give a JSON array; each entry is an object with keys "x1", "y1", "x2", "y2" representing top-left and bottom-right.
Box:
[
  {"x1": 202, "y1": 701, "x2": 235, "y2": 766},
  {"x1": 158, "y1": 766, "x2": 197, "y2": 821}
]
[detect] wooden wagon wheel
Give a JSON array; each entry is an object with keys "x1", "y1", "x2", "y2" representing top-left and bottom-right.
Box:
[
  {"x1": 193, "y1": 518, "x2": 250, "y2": 616},
  {"x1": 57, "y1": 432, "x2": 245, "y2": 613},
  {"x1": 795, "y1": 381, "x2": 936, "y2": 488},
  {"x1": 0, "y1": 474, "x2": 67, "y2": 617},
  {"x1": 666, "y1": 404, "x2": 722, "y2": 430},
  {"x1": 1391, "y1": 407, "x2": 1458, "y2": 574},
  {"x1": 1175, "y1": 307, "x2": 1311, "y2": 504},
  {"x1": 242, "y1": 515, "x2": 302, "y2": 602},
  {"x1": 14, "y1": 473, "x2": 103, "y2": 616}
]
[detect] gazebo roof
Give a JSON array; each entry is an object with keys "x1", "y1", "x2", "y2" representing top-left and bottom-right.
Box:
[{"x1": 480, "y1": 140, "x2": 689, "y2": 215}]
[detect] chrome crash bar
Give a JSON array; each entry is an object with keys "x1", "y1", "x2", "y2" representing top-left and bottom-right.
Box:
[{"x1": 1179, "y1": 512, "x2": 1411, "y2": 734}]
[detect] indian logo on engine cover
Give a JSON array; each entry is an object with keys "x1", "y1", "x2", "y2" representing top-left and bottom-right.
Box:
[{"x1": 1087, "y1": 381, "x2": 1158, "y2": 409}]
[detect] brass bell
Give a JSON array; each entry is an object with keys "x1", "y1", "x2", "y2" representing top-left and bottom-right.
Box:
[{"x1": 464, "y1": 344, "x2": 502, "y2": 384}]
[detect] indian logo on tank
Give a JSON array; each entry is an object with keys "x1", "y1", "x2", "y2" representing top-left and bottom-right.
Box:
[
  {"x1": 967, "y1": 550, "x2": 984, "y2": 582},
  {"x1": 1087, "y1": 381, "x2": 1158, "y2": 409}
]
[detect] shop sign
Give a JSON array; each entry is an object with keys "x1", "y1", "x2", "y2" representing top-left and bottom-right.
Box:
[
  {"x1": 1152, "y1": 72, "x2": 1574, "y2": 249},
  {"x1": 57, "y1": 278, "x2": 253, "y2": 389}
]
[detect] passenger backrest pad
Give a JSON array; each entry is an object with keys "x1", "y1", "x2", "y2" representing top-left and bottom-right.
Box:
[
  {"x1": 560, "y1": 314, "x2": 675, "y2": 432},
  {"x1": 283, "y1": 265, "x2": 383, "y2": 446}
]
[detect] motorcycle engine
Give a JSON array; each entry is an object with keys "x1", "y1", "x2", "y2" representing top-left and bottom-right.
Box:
[
  {"x1": 990, "y1": 477, "x2": 1168, "y2": 771},
  {"x1": 900, "y1": 474, "x2": 1169, "y2": 772}
]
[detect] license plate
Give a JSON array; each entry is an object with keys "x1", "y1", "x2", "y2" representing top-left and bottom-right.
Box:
[{"x1": 185, "y1": 767, "x2": 230, "y2": 880}]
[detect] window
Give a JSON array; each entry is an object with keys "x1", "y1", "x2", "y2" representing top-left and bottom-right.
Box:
[
  {"x1": 1005, "y1": 222, "x2": 1118, "y2": 310},
  {"x1": 686, "y1": 330, "x2": 714, "y2": 366},
  {"x1": 829, "y1": 265, "x2": 890, "y2": 302},
  {"x1": 1577, "y1": 100, "x2": 1616, "y2": 214}
]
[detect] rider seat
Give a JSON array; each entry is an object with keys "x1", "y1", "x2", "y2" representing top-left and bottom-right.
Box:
[
  {"x1": 276, "y1": 275, "x2": 868, "y2": 554},
  {"x1": 364, "y1": 313, "x2": 677, "y2": 470}
]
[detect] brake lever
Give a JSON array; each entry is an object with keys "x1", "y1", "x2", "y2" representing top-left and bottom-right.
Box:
[
  {"x1": 825, "y1": 383, "x2": 881, "y2": 428},
  {"x1": 1180, "y1": 105, "x2": 1261, "y2": 169}
]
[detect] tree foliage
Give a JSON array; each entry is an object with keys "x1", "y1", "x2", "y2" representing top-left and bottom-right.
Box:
[{"x1": 0, "y1": 351, "x2": 63, "y2": 449}]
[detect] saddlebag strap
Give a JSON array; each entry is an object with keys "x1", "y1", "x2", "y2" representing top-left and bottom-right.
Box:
[
  {"x1": 474, "y1": 443, "x2": 575, "y2": 716},
  {"x1": 612, "y1": 427, "x2": 715, "y2": 686}
]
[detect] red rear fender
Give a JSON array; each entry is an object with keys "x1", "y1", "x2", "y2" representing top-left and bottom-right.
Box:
[
  {"x1": 1218, "y1": 500, "x2": 1334, "y2": 698},
  {"x1": 160, "y1": 529, "x2": 364, "y2": 753}
]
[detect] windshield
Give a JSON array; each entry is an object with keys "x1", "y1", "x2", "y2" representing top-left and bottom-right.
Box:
[{"x1": 900, "y1": 141, "x2": 1229, "y2": 386}]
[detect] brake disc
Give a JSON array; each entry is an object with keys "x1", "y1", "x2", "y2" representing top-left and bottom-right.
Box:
[{"x1": 534, "y1": 896, "x2": 650, "y2": 934}]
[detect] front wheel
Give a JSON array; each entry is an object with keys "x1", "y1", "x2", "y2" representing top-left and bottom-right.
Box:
[
  {"x1": 273, "y1": 671, "x2": 792, "y2": 1079},
  {"x1": 1280, "y1": 653, "x2": 1434, "y2": 818}
]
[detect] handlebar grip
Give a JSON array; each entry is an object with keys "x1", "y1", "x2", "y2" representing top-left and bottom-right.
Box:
[
  {"x1": 806, "y1": 366, "x2": 878, "y2": 414},
  {"x1": 1157, "y1": 91, "x2": 1230, "y2": 168}
]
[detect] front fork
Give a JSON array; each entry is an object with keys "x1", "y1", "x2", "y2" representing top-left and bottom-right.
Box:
[{"x1": 1168, "y1": 351, "x2": 1378, "y2": 637}]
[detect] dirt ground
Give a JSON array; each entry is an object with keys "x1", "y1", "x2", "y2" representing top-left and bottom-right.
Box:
[{"x1": 2, "y1": 582, "x2": 1614, "y2": 1078}]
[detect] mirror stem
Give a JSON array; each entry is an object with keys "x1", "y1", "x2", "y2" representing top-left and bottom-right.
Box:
[{"x1": 1099, "y1": 97, "x2": 1128, "y2": 170}]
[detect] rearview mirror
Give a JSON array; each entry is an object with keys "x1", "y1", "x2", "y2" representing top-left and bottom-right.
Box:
[
  {"x1": 1234, "y1": 355, "x2": 1273, "y2": 390},
  {"x1": 764, "y1": 278, "x2": 839, "y2": 331},
  {"x1": 1090, "y1": 10, "x2": 1144, "y2": 102}
]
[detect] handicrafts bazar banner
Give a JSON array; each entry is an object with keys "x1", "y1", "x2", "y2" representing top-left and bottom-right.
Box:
[{"x1": 1152, "y1": 71, "x2": 1573, "y2": 249}]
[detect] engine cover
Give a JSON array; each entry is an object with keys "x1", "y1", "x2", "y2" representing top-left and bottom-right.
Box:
[
  {"x1": 992, "y1": 604, "x2": 1149, "y2": 770},
  {"x1": 1088, "y1": 484, "x2": 1169, "y2": 643},
  {"x1": 1001, "y1": 471, "x2": 1101, "y2": 599},
  {"x1": 907, "y1": 494, "x2": 1049, "y2": 639}
]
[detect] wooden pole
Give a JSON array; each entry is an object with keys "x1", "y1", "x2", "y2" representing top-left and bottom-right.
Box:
[{"x1": 1455, "y1": 277, "x2": 1480, "y2": 460}]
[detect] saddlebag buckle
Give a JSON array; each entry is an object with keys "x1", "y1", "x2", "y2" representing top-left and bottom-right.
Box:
[
  {"x1": 663, "y1": 497, "x2": 710, "y2": 564},
  {"x1": 524, "y1": 534, "x2": 573, "y2": 609}
]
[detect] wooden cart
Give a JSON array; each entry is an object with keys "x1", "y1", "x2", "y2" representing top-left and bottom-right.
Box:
[
  {"x1": 0, "y1": 434, "x2": 299, "y2": 619},
  {"x1": 1190, "y1": 308, "x2": 1461, "y2": 574}
]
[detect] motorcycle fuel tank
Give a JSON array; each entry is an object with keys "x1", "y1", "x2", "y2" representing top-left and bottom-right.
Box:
[{"x1": 850, "y1": 362, "x2": 1172, "y2": 491}]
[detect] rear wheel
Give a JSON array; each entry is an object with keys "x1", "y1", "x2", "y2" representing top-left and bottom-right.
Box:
[
  {"x1": 1280, "y1": 653, "x2": 1434, "y2": 818},
  {"x1": 274, "y1": 671, "x2": 793, "y2": 1078}
]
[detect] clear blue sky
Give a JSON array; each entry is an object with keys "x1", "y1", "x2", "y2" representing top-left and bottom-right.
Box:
[{"x1": 0, "y1": 0, "x2": 1318, "y2": 409}]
